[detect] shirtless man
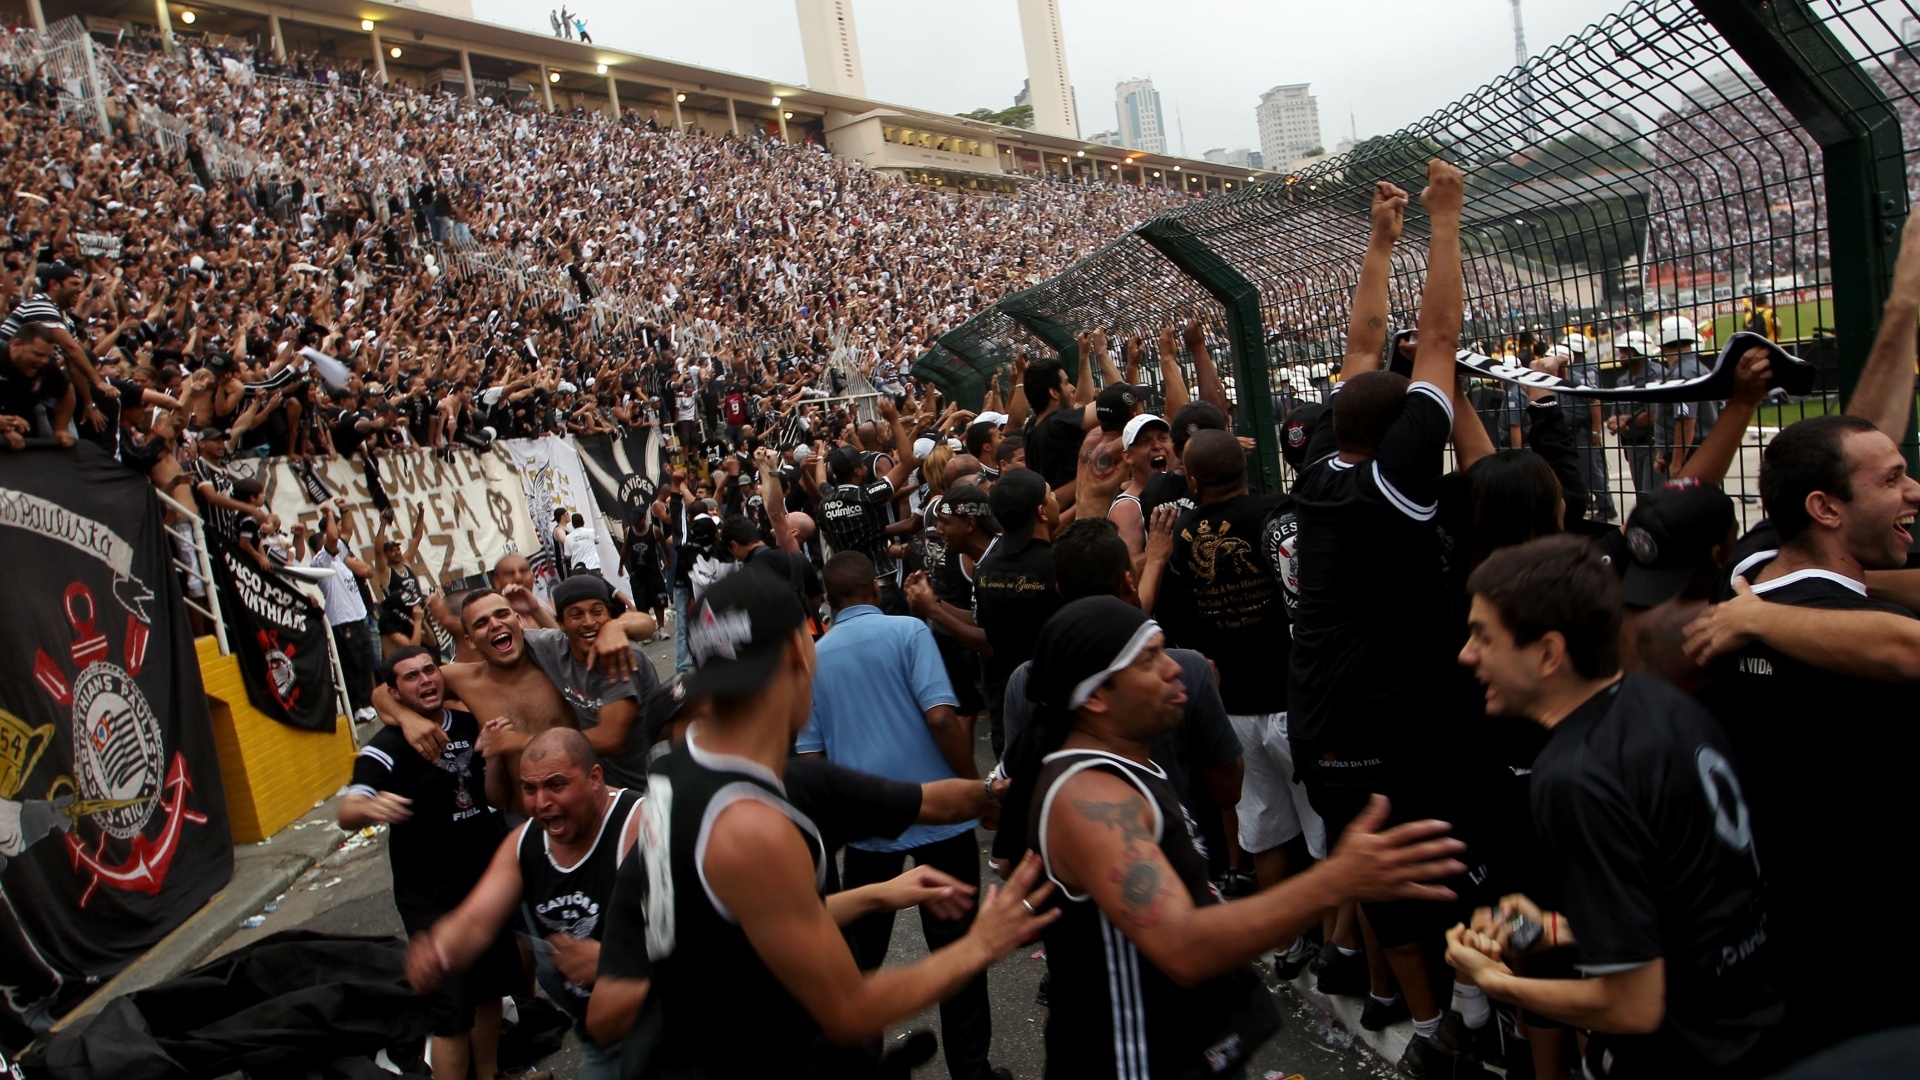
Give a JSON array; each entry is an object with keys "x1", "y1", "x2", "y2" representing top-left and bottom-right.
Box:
[{"x1": 372, "y1": 589, "x2": 650, "y2": 815}]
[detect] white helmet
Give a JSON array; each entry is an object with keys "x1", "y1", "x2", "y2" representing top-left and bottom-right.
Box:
[
  {"x1": 1560, "y1": 333, "x2": 1588, "y2": 354},
  {"x1": 1657, "y1": 315, "x2": 1698, "y2": 346},
  {"x1": 1613, "y1": 330, "x2": 1653, "y2": 355}
]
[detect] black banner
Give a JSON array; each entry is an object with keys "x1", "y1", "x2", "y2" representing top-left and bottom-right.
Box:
[
  {"x1": 575, "y1": 430, "x2": 662, "y2": 529},
  {"x1": 1456, "y1": 332, "x2": 1815, "y2": 401},
  {"x1": 0, "y1": 448, "x2": 232, "y2": 1051},
  {"x1": 206, "y1": 533, "x2": 339, "y2": 734}
]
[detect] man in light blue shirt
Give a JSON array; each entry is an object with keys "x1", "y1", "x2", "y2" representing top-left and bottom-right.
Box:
[{"x1": 796, "y1": 551, "x2": 996, "y2": 1080}]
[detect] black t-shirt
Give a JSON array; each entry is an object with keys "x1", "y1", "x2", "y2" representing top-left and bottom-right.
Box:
[
  {"x1": 817, "y1": 478, "x2": 898, "y2": 580},
  {"x1": 1024, "y1": 407, "x2": 1085, "y2": 489},
  {"x1": 1157, "y1": 493, "x2": 1293, "y2": 715},
  {"x1": 346, "y1": 711, "x2": 505, "y2": 924},
  {"x1": 1287, "y1": 383, "x2": 1455, "y2": 749},
  {"x1": 0, "y1": 355, "x2": 71, "y2": 430},
  {"x1": 1705, "y1": 523, "x2": 1918, "y2": 1046},
  {"x1": 972, "y1": 538, "x2": 1063, "y2": 703},
  {"x1": 1138, "y1": 469, "x2": 1196, "y2": 521},
  {"x1": 1532, "y1": 675, "x2": 1782, "y2": 1076}
]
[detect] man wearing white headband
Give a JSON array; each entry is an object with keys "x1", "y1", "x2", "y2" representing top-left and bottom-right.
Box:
[{"x1": 999, "y1": 595, "x2": 1467, "y2": 1079}]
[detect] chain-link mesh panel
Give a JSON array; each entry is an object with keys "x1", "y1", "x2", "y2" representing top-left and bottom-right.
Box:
[{"x1": 921, "y1": 0, "x2": 1920, "y2": 528}]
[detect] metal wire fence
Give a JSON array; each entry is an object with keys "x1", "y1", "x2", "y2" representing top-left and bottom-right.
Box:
[{"x1": 917, "y1": 0, "x2": 1920, "y2": 529}]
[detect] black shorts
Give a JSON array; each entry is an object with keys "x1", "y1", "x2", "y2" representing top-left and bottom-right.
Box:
[
  {"x1": 934, "y1": 631, "x2": 984, "y2": 715},
  {"x1": 1290, "y1": 741, "x2": 1499, "y2": 948},
  {"x1": 404, "y1": 915, "x2": 522, "y2": 1037}
]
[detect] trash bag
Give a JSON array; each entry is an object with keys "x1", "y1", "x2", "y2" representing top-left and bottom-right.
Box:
[{"x1": 23, "y1": 931, "x2": 430, "y2": 1080}]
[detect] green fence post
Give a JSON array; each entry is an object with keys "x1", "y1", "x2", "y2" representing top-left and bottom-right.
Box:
[
  {"x1": 1138, "y1": 219, "x2": 1282, "y2": 494},
  {"x1": 999, "y1": 291, "x2": 1083, "y2": 380},
  {"x1": 1693, "y1": 0, "x2": 1911, "y2": 457}
]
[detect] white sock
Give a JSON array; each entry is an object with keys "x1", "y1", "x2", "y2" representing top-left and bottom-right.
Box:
[
  {"x1": 1282, "y1": 935, "x2": 1305, "y2": 956},
  {"x1": 1452, "y1": 982, "x2": 1491, "y2": 1029},
  {"x1": 1335, "y1": 945, "x2": 1360, "y2": 957},
  {"x1": 1413, "y1": 1014, "x2": 1441, "y2": 1039},
  {"x1": 1370, "y1": 992, "x2": 1399, "y2": 1007}
]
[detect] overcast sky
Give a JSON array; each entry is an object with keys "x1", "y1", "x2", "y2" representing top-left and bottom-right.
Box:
[{"x1": 475, "y1": 0, "x2": 1627, "y2": 156}]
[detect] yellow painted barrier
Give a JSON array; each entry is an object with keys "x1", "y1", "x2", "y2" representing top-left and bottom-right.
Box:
[{"x1": 196, "y1": 635, "x2": 353, "y2": 843}]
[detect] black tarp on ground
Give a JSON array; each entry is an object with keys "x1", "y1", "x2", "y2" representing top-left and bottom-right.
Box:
[{"x1": 23, "y1": 931, "x2": 430, "y2": 1080}]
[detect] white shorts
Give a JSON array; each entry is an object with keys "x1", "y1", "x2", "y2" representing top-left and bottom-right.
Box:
[{"x1": 1229, "y1": 711, "x2": 1327, "y2": 860}]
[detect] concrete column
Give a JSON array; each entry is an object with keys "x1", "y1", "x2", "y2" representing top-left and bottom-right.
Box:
[
  {"x1": 726, "y1": 97, "x2": 738, "y2": 135},
  {"x1": 25, "y1": 0, "x2": 46, "y2": 32},
  {"x1": 670, "y1": 87, "x2": 682, "y2": 131},
  {"x1": 458, "y1": 48, "x2": 475, "y2": 100},
  {"x1": 540, "y1": 71, "x2": 554, "y2": 112},
  {"x1": 605, "y1": 75, "x2": 620, "y2": 119},
  {"x1": 153, "y1": 0, "x2": 174, "y2": 54},
  {"x1": 267, "y1": 12, "x2": 284, "y2": 59},
  {"x1": 776, "y1": 107, "x2": 788, "y2": 143},
  {"x1": 370, "y1": 27, "x2": 388, "y2": 84}
]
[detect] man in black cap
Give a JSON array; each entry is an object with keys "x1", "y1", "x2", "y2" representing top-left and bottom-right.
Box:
[
  {"x1": 636, "y1": 566, "x2": 1057, "y2": 1078},
  {"x1": 1007, "y1": 595, "x2": 1464, "y2": 1079},
  {"x1": 816, "y1": 397, "x2": 919, "y2": 615},
  {"x1": 188, "y1": 426, "x2": 263, "y2": 541},
  {"x1": 1609, "y1": 479, "x2": 1738, "y2": 697},
  {"x1": 520, "y1": 574, "x2": 659, "y2": 788},
  {"x1": 972, "y1": 468, "x2": 1063, "y2": 755}
]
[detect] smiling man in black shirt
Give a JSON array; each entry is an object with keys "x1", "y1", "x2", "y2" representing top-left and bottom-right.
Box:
[
  {"x1": 340, "y1": 647, "x2": 515, "y2": 1080},
  {"x1": 1451, "y1": 536, "x2": 1781, "y2": 1080}
]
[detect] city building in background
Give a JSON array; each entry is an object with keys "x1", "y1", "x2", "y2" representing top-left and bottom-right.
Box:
[
  {"x1": 1203, "y1": 147, "x2": 1263, "y2": 169},
  {"x1": 795, "y1": 0, "x2": 868, "y2": 98},
  {"x1": 1088, "y1": 129, "x2": 1124, "y2": 147},
  {"x1": 1017, "y1": 0, "x2": 1080, "y2": 137},
  {"x1": 1256, "y1": 83, "x2": 1323, "y2": 170},
  {"x1": 1115, "y1": 77, "x2": 1167, "y2": 153}
]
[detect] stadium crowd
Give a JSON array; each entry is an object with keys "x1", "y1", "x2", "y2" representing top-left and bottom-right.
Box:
[{"x1": 9, "y1": 17, "x2": 1920, "y2": 1080}]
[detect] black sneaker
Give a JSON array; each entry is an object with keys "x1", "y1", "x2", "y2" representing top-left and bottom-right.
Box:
[
  {"x1": 1034, "y1": 971, "x2": 1050, "y2": 1008},
  {"x1": 1314, "y1": 945, "x2": 1368, "y2": 997},
  {"x1": 1272, "y1": 935, "x2": 1317, "y2": 981},
  {"x1": 1360, "y1": 994, "x2": 1411, "y2": 1031},
  {"x1": 1433, "y1": 1009, "x2": 1502, "y2": 1065},
  {"x1": 1396, "y1": 1034, "x2": 1498, "y2": 1080}
]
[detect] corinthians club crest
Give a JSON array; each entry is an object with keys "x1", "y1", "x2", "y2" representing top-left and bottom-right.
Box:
[{"x1": 32, "y1": 582, "x2": 207, "y2": 907}]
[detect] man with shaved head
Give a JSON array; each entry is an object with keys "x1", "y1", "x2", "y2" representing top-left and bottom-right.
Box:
[{"x1": 406, "y1": 727, "x2": 644, "y2": 1080}]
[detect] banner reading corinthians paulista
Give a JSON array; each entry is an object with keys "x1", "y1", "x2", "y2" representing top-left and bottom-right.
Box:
[{"x1": 1455, "y1": 332, "x2": 1815, "y2": 401}]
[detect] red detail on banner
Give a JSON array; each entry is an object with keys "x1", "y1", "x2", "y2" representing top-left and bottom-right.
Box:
[
  {"x1": 124, "y1": 616, "x2": 149, "y2": 676},
  {"x1": 66, "y1": 583, "x2": 109, "y2": 668},
  {"x1": 64, "y1": 752, "x2": 207, "y2": 907},
  {"x1": 35, "y1": 649, "x2": 71, "y2": 704}
]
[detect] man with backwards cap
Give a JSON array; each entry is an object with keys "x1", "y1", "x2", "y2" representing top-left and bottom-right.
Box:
[
  {"x1": 634, "y1": 566, "x2": 1057, "y2": 1078},
  {"x1": 1005, "y1": 595, "x2": 1465, "y2": 1080},
  {"x1": 517, "y1": 573, "x2": 659, "y2": 788},
  {"x1": 405, "y1": 727, "x2": 643, "y2": 1080}
]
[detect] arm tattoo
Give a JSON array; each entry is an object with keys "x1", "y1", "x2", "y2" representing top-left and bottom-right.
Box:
[
  {"x1": 1073, "y1": 798, "x2": 1155, "y2": 846},
  {"x1": 1367, "y1": 316, "x2": 1386, "y2": 330}
]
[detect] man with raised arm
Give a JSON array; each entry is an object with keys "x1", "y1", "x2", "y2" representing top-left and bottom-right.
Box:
[
  {"x1": 1013, "y1": 595, "x2": 1464, "y2": 1079},
  {"x1": 638, "y1": 566, "x2": 1056, "y2": 1078},
  {"x1": 1286, "y1": 164, "x2": 1479, "y2": 1071}
]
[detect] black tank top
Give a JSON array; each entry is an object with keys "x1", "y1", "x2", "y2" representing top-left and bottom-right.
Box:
[
  {"x1": 516, "y1": 786, "x2": 643, "y2": 1020},
  {"x1": 642, "y1": 735, "x2": 875, "y2": 1078},
  {"x1": 387, "y1": 562, "x2": 424, "y2": 610},
  {"x1": 1029, "y1": 749, "x2": 1271, "y2": 1079}
]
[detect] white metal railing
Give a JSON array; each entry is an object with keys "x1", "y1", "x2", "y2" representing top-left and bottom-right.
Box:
[{"x1": 154, "y1": 487, "x2": 228, "y2": 656}]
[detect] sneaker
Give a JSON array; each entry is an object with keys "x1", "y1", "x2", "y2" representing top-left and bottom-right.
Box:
[
  {"x1": 1396, "y1": 1034, "x2": 1497, "y2": 1080},
  {"x1": 353, "y1": 707, "x2": 378, "y2": 724},
  {"x1": 1434, "y1": 1009, "x2": 1503, "y2": 1065},
  {"x1": 1360, "y1": 994, "x2": 1411, "y2": 1031},
  {"x1": 1314, "y1": 945, "x2": 1368, "y2": 997},
  {"x1": 1272, "y1": 935, "x2": 1316, "y2": 981}
]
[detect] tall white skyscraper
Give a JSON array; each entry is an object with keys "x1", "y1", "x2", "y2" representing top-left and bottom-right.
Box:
[
  {"x1": 795, "y1": 0, "x2": 868, "y2": 98},
  {"x1": 1256, "y1": 83, "x2": 1324, "y2": 169},
  {"x1": 1115, "y1": 78, "x2": 1167, "y2": 153},
  {"x1": 1017, "y1": 0, "x2": 1080, "y2": 138}
]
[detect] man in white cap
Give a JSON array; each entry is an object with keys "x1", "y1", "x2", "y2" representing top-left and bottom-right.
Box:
[
  {"x1": 1605, "y1": 329, "x2": 1662, "y2": 494},
  {"x1": 1107, "y1": 412, "x2": 1174, "y2": 561},
  {"x1": 1654, "y1": 315, "x2": 1718, "y2": 480}
]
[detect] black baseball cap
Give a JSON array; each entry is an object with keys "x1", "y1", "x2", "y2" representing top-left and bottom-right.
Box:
[
  {"x1": 38, "y1": 261, "x2": 79, "y2": 284},
  {"x1": 988, "y1": 468, "x2": 1048, "y2": 557},
  {"x1": 827, "y1": 444, "x2": 863, "y2": 481},
  {"x1": 194, "y1": 426, "x2": 228, "y2": 441},
  {"x1": 682, "y1": 565, "x2": 808, "y2": 700},
  {"x1": 938, "y1": 484, "x2": 1000, "y2": 533},
  {"x1": 1168, "y1": 401, "x2": 1228, "y2": 454},
  {"x1": 1280, "y1": 403, "x2": 1329, "y2": 470},
  {"x1": 1620, "y1": 479, "x2": 1736, "y2": 608},
  {"x1": 1094, "y1": 383, "x2": 1148, "y2": 432}
]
